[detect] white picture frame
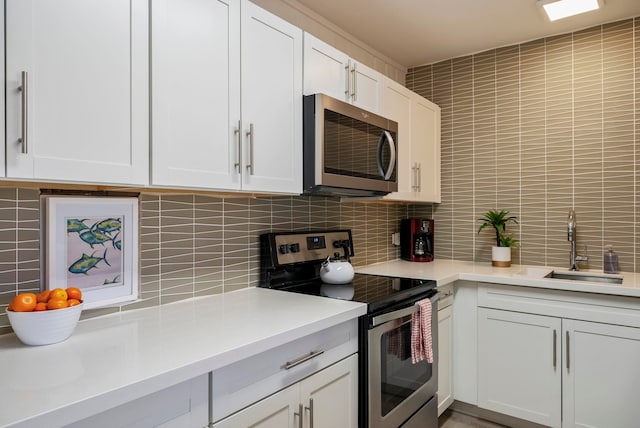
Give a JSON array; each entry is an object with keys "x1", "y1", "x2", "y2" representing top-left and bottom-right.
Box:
[{"x1": 45, "y1": 196, "x2": 139, "y2": 309}]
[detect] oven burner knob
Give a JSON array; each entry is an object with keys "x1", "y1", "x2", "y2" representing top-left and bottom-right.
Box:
[
  {"x1": 289, "y1": 243, "x2": 300, "y2": 253},
  {"x1": 279, "y1": 244, "x2": 289, "y2": 254}
]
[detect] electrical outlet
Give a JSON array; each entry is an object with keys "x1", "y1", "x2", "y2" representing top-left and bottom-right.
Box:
[{"x1": 391, "y1": 232, "x2": 401, "y2": 246}]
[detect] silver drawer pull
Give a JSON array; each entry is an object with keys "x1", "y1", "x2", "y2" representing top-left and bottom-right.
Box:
[{"x1": 283, "y1": 350, "x2": 324, "y2": 370}]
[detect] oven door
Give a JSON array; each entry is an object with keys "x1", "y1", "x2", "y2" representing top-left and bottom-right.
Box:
[{"x1": 367, "y1": 290, "x2": 439, "y2": 428}]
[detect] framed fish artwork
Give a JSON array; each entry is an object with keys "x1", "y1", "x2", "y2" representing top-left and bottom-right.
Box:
[{"x1": 44, "y1": 196, "x2": 139, "y2": 309}]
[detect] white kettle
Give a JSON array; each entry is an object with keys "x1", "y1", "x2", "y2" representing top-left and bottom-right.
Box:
[{"x1": 320, "y1": 254, "x2": 355, "y2": 284}]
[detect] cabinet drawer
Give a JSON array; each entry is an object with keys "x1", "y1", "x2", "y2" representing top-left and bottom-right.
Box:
[
  {"x1": 210, "y1": 319, "x2": 358, "y2": 422},
  {"x1": 438, "y1": 283, "x2": 453, "y2": 309},
  {"x1": 478, "y1": 283, "x2": 640, "y2": 327}
]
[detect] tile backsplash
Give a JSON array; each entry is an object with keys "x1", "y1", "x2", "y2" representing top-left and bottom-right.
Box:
[
  {"x1": 407, "y1": 17, "x2": 640, "y2": 273},
  {"x1": 0, "y1": 189, "x2": 432, "y2": 333}
]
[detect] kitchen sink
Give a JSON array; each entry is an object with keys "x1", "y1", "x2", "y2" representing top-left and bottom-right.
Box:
[{"x1": 544, "y1": 270, "x2": 623, "y2": 284}]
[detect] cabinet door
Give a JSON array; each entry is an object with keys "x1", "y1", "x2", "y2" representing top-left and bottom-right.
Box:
[
  {"x1": 212, "y1": 383, "x2": 300, "y2": 428},
  {"x1": 6, "y1": 0, "x2": 148, "y2": 185},
  {"x1": 437, "y1": 304, "x2": 454, "y2": 416},
  {"x1": 381, "y1": 78, "x2": 441, "y2": 203},
  {"x1": 380, "y1": 77, "x2": 413, "y2": 198},
  {"x1": 303, "y1": 33, "x2": 349, "y2": 101},
  {"x1": 410, "y1": 94, "x2": 441, "y2": 203},
  {"x1": 477, "y1": 308, "x2": 562, "y2": 427},
  {"x1": 151, "y1": 0, "x2": 241, "y2": 190},
  {"x1": 563, "y1": 320, "x2": 640, "y2": 428},
  {"x1": 350, "y1": 61, "x2": 381, "y2": 113},
  {"x1": 300, "y1": 354, "x2": 358, "y2": 428},
  {"x1": 240, "y1": 0, "x2": 302, "y2": 194}
]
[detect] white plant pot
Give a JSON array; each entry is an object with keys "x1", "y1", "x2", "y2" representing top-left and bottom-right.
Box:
[{"x1": 492, "y1": 246, "x2": 511, "y2": 267}]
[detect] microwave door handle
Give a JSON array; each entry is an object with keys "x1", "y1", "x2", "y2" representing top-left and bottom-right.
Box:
[{"x1": 377, "y1": 130, "x2": 396, "y2": 180}]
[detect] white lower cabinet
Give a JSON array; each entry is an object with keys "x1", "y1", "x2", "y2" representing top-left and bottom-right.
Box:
[
  {"x1": 67, "y1": 375, "x2": 209, "y2": 428},
  {"x1": 478, "y1": 308, "x2": 562, "y2": 427},
  {"x1": 478, "y1": 286, "x2": 640, "y2": 428},
  {"x1": 562, "y1": 319, "x2": 640, "y2": 428},
  {"x1": 437, "y1": 285, "x2": 454, "y2": 416},
  {"x1": 212, "y1": 354, "x2": 358, "y2": 428}
]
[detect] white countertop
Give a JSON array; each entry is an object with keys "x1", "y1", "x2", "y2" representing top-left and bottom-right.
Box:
[
  {"x1": 0, "y1": 287, "x2": 366, "y2": 428},
  {"x1": 356, "y1": 259, "x2": 640, "y2": 298}
]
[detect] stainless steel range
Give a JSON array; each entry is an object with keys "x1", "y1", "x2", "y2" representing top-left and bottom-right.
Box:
[{"x1": 260, "y1": 229, "x2": 439, "y2": 428}]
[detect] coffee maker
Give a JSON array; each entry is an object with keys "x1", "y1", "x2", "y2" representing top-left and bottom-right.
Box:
[{"x1": 400, "y1": 218, "x2": 434, "y2": 262}]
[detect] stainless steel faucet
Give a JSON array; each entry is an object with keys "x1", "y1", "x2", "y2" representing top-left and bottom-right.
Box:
[{"x1": 567, "y1": 209, "x2": 588, "y2": 270}]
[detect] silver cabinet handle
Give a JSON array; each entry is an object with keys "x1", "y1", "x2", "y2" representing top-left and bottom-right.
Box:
[
  {"x1": 566, "y1": 331, "x2": 570, "y2": 370},
  {"x1": 411, "y1": 163, "x2": 417, "y2": 191},
  {"x1": 19, "y1": 71, "x2": 28, "y2": 154},
  {"x1": 351, "y1": 63, "x2": 357, "y2": 101},
  {"x1": 553, "y1": 329, "x2": 557, "y2": 369},
  {"x1": 305, "y1": 398, "x2": 314, "y2": 428},
  {"x1": 344, "y1": 62, "x2": 350, "y2": 97},
  {"x1": 294, "y1": 403, "x2": 303, "y2": 428},
  {"x1": 417, "y1": 162, "x2": 422, "y2": 192},
  {"x1": 245, "y1": 123, "x2": 254, "y2": 175},
  {"x1": 283, "y1": 350, "x2": 324, "y2": 370},
  {"x1": 233, "y1": 120, "x2": 241, "y2": 173}
]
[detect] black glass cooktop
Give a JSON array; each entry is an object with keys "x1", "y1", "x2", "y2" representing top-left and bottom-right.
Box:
[{"x1": 264, "y1": 273, "x2": 436, "y2": 313}]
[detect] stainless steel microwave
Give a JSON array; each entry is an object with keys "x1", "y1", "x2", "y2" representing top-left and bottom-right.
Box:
[{"x1": 303, "y1": 94, "x2": 398, "y2": 196}]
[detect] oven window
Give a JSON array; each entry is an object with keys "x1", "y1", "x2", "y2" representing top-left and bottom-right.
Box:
[{"x1": 379, "y1": 319, "x2": 432, "y2": 416}]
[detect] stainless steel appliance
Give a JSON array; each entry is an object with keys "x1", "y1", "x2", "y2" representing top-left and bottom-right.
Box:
[
  {"x1": 303, "y1": 94, "x2": 399, "y2": 197},
  {"x1": 260, "y1": 230, "x2": 439, "y2": 428}
]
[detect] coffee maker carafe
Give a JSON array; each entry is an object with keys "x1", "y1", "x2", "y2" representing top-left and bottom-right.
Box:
[{"x1": 400, "y1": 218, "x2": 434, "y2": 262}]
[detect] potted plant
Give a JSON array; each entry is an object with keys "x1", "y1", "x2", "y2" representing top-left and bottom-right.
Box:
[{"x1": 477, "y1": 209, "x2": 519, "y2": 267}]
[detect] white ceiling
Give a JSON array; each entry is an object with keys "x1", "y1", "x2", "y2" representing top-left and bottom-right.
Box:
[{"x1": 294, "y1": 0, "x2": 640, "y2": 67}]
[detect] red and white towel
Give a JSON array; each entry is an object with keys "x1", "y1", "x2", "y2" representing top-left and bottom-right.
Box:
[{"x1": 411, "y1": 298, "x2": 434, "y2": 364}]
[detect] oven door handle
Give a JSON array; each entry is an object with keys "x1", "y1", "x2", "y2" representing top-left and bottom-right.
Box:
[{"x1": 371, "y1": 292, "x2": 439, "y2": 327}]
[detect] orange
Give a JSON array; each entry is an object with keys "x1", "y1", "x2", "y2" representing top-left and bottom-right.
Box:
[
  {"x1": 47, "y1": 299, "x2": 69, "y2": 310},
  {"x1": 34, "y1": 302, "x2": 48, "y2": 311},
  {"x1": 66, "y1": 287, "x2": 82, "y2": 301},
  {"x1": 36, "y1": 290, "x2": 51, "y2": 303},
  {"x1": 9, "y1": 293, "x2": 38, "y2": 312},
  {"x1": 48, "y1": 288, "x2": 68, "y2": 302},
  {"x1": 67, "y1": 299, "x2": 81, "y2": 307}
]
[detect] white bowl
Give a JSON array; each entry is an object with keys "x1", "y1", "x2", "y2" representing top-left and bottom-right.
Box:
[{"x1": 6, "y1": 303, "x2": 83, "y2": 346}]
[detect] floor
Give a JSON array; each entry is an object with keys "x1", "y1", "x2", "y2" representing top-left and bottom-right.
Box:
[{"x1": 439, "y1": 410, "x2": 508, "y2": 428}]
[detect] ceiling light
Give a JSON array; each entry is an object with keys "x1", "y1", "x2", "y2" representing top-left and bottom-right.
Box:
[{"x1": 538, "y1": 0, "x2": 602, "y2": 21}]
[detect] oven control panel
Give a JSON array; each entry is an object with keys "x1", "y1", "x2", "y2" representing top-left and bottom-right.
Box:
[{"x1": 271, "y1": 230, "x2": 353, "y2": 265}]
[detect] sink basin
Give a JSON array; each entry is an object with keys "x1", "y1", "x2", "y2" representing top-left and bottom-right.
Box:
[{"x1": 545, "y1": 270, "x2": 623, "y2": 284}]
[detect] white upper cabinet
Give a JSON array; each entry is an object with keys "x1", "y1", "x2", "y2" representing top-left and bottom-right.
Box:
[
  {"x1": 240, "y1": 1, "x2": 302, "y2": 194},
  {"x1": 381, "y1": 77, "x2": 441, "y2": 203},
  {"x1": 152, "y1": 0, "x2": 302, "y2": 194},
  {"x1": 410, "y1": 93, "x2": 441, "y2": 203},
  {"x1": 6, "y1": 0, "x2": 149, "y2": 185},
  {"x1": 303, "y1": 33, "x2": 381, "y2": 113},
  {"x1": 151, "y1": 0, "x2": 241, "y2": 190}
]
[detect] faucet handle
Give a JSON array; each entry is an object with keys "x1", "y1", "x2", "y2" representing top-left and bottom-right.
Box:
[{"x1": 576, "y1": 244, "x2": 589, "y2": 263}]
